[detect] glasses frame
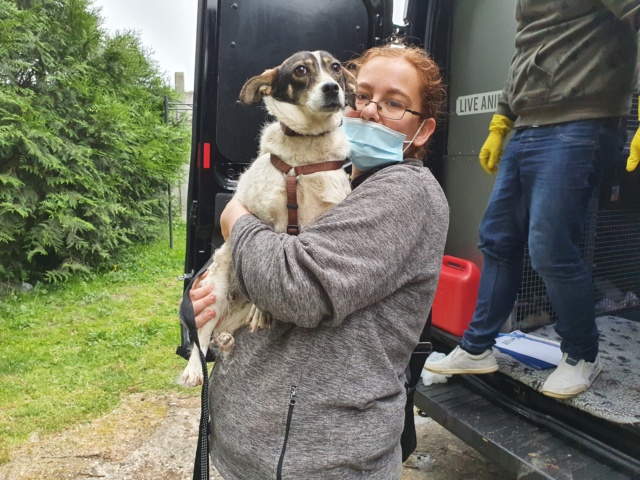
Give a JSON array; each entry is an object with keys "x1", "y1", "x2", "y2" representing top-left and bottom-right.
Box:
[{"x1": 346, "y1": 93, "x2": 423, "y2": 120}]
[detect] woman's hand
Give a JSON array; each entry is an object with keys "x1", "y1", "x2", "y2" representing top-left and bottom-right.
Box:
[
  {"x1": 189, "y1": 197, "x2": 249, "y2": 328},
  {"x1": 190, "y1": 271, "x2": 218, "y2": 328},
  {"x1": 220, "y1": 196, "x2": 251, "y2": 241}
]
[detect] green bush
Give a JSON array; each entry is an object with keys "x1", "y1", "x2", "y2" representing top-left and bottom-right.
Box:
[{"x1": 0, "y1": 0, "x2": 190, "y2": 284}]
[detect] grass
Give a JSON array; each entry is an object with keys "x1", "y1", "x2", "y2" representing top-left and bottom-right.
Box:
[{"x1": 0, "y1": 222, "x2": 191, "y2": 464}]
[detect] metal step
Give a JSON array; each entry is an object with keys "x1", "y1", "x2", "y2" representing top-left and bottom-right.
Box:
[{"x1": 415, "y1": 377, "x2": 634, "y2": 480}]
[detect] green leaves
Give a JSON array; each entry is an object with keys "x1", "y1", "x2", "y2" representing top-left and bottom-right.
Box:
[
  {"x1": 0, "y1": 0, "x2": 190, "y2": 283},
  {"x1": 0, "y1": 224, "x2": 188, "y2": 453}
]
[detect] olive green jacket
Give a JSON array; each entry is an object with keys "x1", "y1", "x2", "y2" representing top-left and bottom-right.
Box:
[{"x1": 497, "y1": 0, "x2": 640, "y2": 126}]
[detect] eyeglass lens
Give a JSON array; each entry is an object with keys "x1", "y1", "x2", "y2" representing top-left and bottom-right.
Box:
[{"x1": 352, "y1": 94, "x2": 406, "y2": 120}]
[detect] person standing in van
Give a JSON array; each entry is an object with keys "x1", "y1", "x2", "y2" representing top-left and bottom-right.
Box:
[
  {"x1": 191, "y1": 44, "x2": 449, "y2": 479},
  {"x1": 425, "y1": 1, "x2": 639, "y2": 398}
]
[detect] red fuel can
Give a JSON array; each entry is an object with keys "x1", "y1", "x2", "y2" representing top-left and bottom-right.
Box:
[{"x1": 432, "y1": 255, "x2": 481, "y2": 336}]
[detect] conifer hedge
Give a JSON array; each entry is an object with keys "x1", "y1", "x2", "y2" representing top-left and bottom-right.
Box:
[{"x1": 0, "y1": 0, "x2": 190, "y2": 284}]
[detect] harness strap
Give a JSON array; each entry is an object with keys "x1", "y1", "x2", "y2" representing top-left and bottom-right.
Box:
[
  {"x1": 285, "y1": 175, "x2": 299, "y2": 235},
  {"x1": 270, "y1": 154, "x2": 346, "y2": 235}
]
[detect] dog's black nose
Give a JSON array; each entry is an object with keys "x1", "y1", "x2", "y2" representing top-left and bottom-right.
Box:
[{"x1": 322, "y1": 82, "x2": 340, "y2": 96}]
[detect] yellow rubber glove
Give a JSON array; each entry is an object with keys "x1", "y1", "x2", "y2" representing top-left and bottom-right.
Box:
[
  {"x1": 627, "y1": 100, "x2": 640, "y2": 172},
  {"x1": 479, "y1": 114, "x2": 514, "y2": 174}
]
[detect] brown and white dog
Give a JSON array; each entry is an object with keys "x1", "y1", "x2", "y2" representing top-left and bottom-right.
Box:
[{"x1": 181, "y1": 51, "x2": 357, "y2": 386}]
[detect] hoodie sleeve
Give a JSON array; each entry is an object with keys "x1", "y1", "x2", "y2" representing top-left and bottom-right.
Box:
[{"x1": 495, "y1": 51, "x2": 519, "y2": 122}]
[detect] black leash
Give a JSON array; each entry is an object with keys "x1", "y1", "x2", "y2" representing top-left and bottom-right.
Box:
[{"x1": 178, "y1": 260, "x2": 213, "y2": 480}]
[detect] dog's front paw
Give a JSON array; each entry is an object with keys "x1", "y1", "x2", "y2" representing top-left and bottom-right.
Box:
[
  {"x1": 216, "y1": 332, "x2": 235, "y2": 354},
  {"x1": 247, "y1": 305, "x2": 273, "y2": 332},
  {"x1": 181, "y1": 363, "x2": 204, "y2": 387}
]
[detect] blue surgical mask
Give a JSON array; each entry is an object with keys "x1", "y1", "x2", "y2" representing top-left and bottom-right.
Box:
[{"x1": 342, "y1": 117, "x2": 425, "y2": 171}]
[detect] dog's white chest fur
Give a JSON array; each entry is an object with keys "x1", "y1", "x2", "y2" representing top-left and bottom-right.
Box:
[{"x1": 236, "y1": 122, "x2": 351, "y2": 233}]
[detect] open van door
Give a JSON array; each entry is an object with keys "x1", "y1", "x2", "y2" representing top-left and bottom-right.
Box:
[{"x1": 183, "y1": 0, "x2": 393, "y2": 283}]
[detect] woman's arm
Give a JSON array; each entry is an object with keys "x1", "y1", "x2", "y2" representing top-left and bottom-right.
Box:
[{"x1": 229, "y1": 165, "x2": 449, "y2": 328}]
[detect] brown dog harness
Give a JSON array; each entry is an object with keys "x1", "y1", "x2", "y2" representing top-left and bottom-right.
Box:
[{"x1": 270, "y1": 153, "x2": 346, "y2": 235}]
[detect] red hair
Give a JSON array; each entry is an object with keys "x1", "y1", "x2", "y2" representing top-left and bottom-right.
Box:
[{"x1": 346, "y1": 43, "x2": 445, "y2": 121}]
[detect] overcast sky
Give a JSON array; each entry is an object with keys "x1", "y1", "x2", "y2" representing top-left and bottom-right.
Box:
[
  {"x1": 90, "y1": 0, "x2": 198, "y2": 91},
  {"x1": 91, "y1": 1, "x2": 407, "y2": 92}
]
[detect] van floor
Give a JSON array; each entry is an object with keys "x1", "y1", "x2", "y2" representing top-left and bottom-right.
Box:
[{"x1": 495, "y1": 315, "x2": 640, "y2": 425}]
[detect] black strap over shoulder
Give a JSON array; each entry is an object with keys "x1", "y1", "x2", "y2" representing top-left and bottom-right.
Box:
[
  {"x1": 178, "y1": 258, "x2": 214, "y2": 480},
  {"x1": 401, "y1": 312, "x2": 432, "y2": 462},
  {"x1": 408, "y1": 312, "x2": 433, "y2": 391},
  {"x1": 349, "y1": 165, "x2": 386, "y2": 190}
]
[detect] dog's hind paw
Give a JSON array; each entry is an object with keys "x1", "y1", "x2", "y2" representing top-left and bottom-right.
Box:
[
  {"x1": 247, "y1": 305, "x2": 272, "y2": 332},
  {"x1": 180, "y1": 366, "x2": 204, "y2": 387},
  {"x1": 216, "y1": 332, "x2": 235, "y2": 354}
]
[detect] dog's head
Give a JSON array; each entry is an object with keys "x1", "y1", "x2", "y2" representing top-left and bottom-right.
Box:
[{"x1": 239, "y1": 50, "x2": 357, "y2": 135}]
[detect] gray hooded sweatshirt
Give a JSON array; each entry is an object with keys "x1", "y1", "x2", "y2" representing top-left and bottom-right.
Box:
[{"x1": 208, "y1": 160, "x2": 449, "y2": 480}]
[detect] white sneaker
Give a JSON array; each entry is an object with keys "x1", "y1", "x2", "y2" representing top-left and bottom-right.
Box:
[
  {"x1": 424, "y1": 346, "x2": 498, "y2": 375},
  {"x1": 541, "y1": 353, "x2": 602, "y2": 399}
]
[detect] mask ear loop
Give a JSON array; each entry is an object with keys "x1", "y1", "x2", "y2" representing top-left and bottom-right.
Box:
[{"x1": 402, "y1": 119, "x2": 426, "y2": 154}]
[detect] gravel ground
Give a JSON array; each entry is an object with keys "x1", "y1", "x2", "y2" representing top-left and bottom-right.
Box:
[{"x1": 0, "y1": 392, "x2": 506, "y2": 480}]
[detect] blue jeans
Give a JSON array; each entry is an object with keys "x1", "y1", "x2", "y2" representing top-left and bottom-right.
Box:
[{"x1": 461, "y1": 118, "x2": 625, "y2": 362}]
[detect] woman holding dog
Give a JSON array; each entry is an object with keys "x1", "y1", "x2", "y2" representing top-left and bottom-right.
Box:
[{"x1": 191, "y1": 43, "x2": 449, "y2": 480}]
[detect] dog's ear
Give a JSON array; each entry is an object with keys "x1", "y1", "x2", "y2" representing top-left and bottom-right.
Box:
[
  {"x1": 239, "y1": 68, "x2": 278, "y2": 105},
  {"x1": 341, "y1": 66, "x2": 358, "y2": 110},
  {"x1": 342, "y1": 66, "x2": 358, "y2": 95}
]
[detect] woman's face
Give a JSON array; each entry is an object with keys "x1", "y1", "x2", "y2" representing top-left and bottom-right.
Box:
[{"x1": 345, "y1": 56, "x2": 435, "y2": 154}]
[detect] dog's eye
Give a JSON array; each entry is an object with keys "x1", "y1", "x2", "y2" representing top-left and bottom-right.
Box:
[
  {"x1": 330, "y1": 63, "x2": 342, "y2": 73},
  {"x1": 295, "y1": 66, "x2": 308, "y2": 76}
]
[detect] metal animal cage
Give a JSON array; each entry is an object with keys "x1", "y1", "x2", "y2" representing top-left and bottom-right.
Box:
[{"x1": 511, "y1": 98, "x2": 640, "y2": 331}]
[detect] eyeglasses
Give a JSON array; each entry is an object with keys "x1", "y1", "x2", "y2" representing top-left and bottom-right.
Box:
[{"x1": 346, "y1": 93, "x2": 422, "y2": 120}]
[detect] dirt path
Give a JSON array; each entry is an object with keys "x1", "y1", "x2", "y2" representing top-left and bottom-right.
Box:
[{"x1": 0, "y1": 392, "x2": 505, "y2": 480}]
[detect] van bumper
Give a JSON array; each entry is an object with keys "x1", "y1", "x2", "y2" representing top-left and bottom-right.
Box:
[{"x1": 415, "y1": 377, "x2": 634, "y2": 479}]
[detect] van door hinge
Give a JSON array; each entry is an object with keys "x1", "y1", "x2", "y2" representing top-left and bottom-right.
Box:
[
  {"x1": 178, "y1": 272, "x2": 194, "y2": 281},
  {"x1": 189, "y1": 200, "x2": 198, "y2": 226}
]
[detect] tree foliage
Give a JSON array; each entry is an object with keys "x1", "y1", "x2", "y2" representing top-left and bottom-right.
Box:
[{"x1": 0, "y1": 0, "x2": 190, "y2": 283}]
